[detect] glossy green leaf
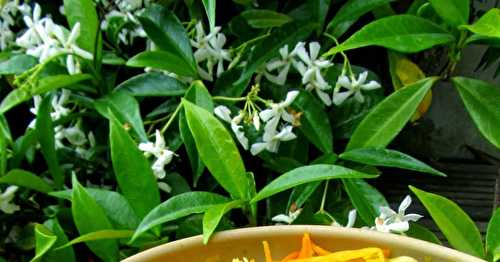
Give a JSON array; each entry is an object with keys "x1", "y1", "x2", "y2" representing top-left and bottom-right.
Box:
[
  {"x1": 132, "y1": 192, "x2": 228, "y2": 241},
  {"x1": 137, "y1": 4, "x2": 196, "y2": 75},
  {"x1": 164, "y1": 173, "x2": 191, "y2": 196},
  {"x1": 324, "y1": 15, "x2": 454, "y2": 55},
  {"x1": 0, "y1": 169, "x2": 53, "y2": 193},
  {"x1": 342, "y1": 179, "x2": 388, "y2": 225},
  {"x1": 63, "y1": 0, "x2": 99, "y2": 52},
  {"x1": 43, "y1": 219, "x2": 76, "y2": 262},
  {"x1": 346, "y1": 77, "x2": 438, "y2": 150},
  {"x1": 291, "y1": 90, "x2": 333, "y2": 153},
  {"x1": 326, "y1": 0, "x2": 395, "y2": 38},
  {"x1": 452, "y1": 77, "x2": 500, "y2": 149},
  {"x1": 241, "y1": 10, "x2": 292, "y2": 28},
  {"x1": 428, "y1": 0, "x2": 469, "y2": 27},
  {"x1": 251, "y1": 164, "x2": 377, "y2": 203},
  {"x1": 183, "y1": 99, "x2": 250, "y2": 199},
  {"x1": 410, "y1": 186, "x2": 485, "y2": 258},
  {"x1": 0, "y1": 54, "x2": 37, "y2": 75},
  {"x1": 49, "y1": 188, "x2": 140, "y2": 230},
  {"x1": 95, "y1": 90, "x2": 148, "y2": 142},
  {"x1": 56, "y1": 230, "x2": 134, "y2": 250},
  {"x1": 308, "y1": 0, "x2": 330, "y2": 32},
  {"x1": 237, "y1": 22, "x2": 315, "y2": 84},
  {"x1": 179, "y1": 81, "x2": 212, "y2": 186},
  {"x1": 71, "y1": 176, "x2": 118, "y2": 262},
  {"x1": 109, "y1": 112, "x2": 160, "y2": 219},
  {"x1": 36, "y1": 95, "x2": 64, "y2": 188},
  {"x1": 203, "y1": 200, "x2": 244, "y2": 244},
  {"x1": 201, "y1": 0, "x2": 216, "y2": 30},
  {"x1": 340, "y1": 148, "x2": 446, "y2": 176},
  {"x1": 462, "y1": 9, "x2": 500, "y2": 39},
  {"x1": 33, "y1": 74, "x2": 92, "y2": 94},
  {"x1": 31, "y1": 224, "x2": 57, "y2": 262},
  {"x1": 127, "y1": 51, "x2": 197, "y2": 77},
  {"x1": 407, "y1": 223, "x2": 442, "y2": 245},
  {"x1": 116, "y1": 72, "x2": 187, "y2": 97},
  {"x1": 0, "y1": 88, "x2": 30, "y2": 114},
  {"x1": 487, "y1": 208, "x2": 500, "y2": 261}
]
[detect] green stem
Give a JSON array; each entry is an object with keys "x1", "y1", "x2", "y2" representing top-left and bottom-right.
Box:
[
  {"x1": 212, "y1": 96, "x2": 247, "y2": 102},
  {"x1": 319, "y1": 180, "x2": 329, "y2": 211},
  {"x1": 160, "y1": 103, "x2": 183, "y2": 134}
]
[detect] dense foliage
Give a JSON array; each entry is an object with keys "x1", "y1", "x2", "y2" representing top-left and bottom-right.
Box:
[{"x1": 0, "y1": 0, "x2": 499, "y2": 261}]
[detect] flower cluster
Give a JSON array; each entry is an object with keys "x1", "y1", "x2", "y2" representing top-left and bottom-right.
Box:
[
  {"x1": 139, "y1": 129, "x2": 175, "y2": 189},
  {"x1": 100, "y1": 0, "x2": 150, "y2": 45},
  {"x1": 15, "y1": 4, "x2": 93, "y2": 74},
  {"x1": 262, "y1": 41, "x2": 381, "y2": 106},
  {"x1": 190, "y1": 22, "x2": 232, "y2": 81},
  {"x1": 0, "y1": 0, "x2": 30, "y2": 50},
  {"x1": 29, "y1": 90, "x2": 95, "y2": 159},
  {"x1": 214, "y1": 90, "x2": 299, "y2": 155},
  {"x1": 372, "y1": 195, "x2": 422, "y2": 234}
]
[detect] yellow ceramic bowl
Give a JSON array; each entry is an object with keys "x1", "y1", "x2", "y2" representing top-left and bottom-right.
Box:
[{"x1": 123, "y1": 225, "x2": 486, "y2": 262}]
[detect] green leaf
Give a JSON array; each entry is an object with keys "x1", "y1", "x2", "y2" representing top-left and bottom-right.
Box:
[
  {"x1": 0, "y1": 88, "x2": 30, "y2": 114},
  {"x1": 202, "y1": 200, "x2": 244, "y2": 244},
  {"x1": 462, "y1": 9, "x2": 500, "y2": 39},
  {"x1": 241, "y1": 10, "x2": 292, "y2": 28},
  {"x1": 201, "y1": 0, "x2": 216, "y2": 30},
  {"x1": 183, "y1": 99, "x2": 250, "y2": 200},
  {"x1": 116, "y1": 72, "x2": 187, "y2": 97},
  {"x1": 0, "y1": 54, "x2": 37, "y2": 75},
  {"x1": 0, "y1": 169, "x2": 53, "y2": 193},
  {"x1": 340, "y1": 148, "x2": 446, "y2": 177},
  {"x1": 43, "y1": 219, "x2": 76, "y2": 262},
  {"x1": 36, "y1": 95, "x2": 64, "y2": 188},
  {"x1": 451, "y1": 77, "x2": 500, "y2": 149},
  {"x1": 346, "y1": 77, "x2": 438, "y2": 150},
  {"x1": 291, "y1": 90, "x2": 333, "y2": 153},
  {"x1": 237, "y1": 22, "x2": 315, "y2": 84},
  {"x1": 49, "y1": 188, "x2": 140, "y2": 230},
  {"x1": 326, "y1": 0, "x2": 395, "y2": 38},
  {"x1": 56, "y1": 230, "x2": 134, "y2": 250},
  {"x1": 132, "y1": 192, "x2": 228, "y2": 241},
  {"x1": 31, "y1": 224, "x2": 57, "y2": 262},
  {"x1": 109, "y1": 112, "x2": 160, "y2": 219},
  {"x1": 164, "y1": 173, "x2": 191, "y2": 196},
  {"x1": 95, "y1": 90, "x2": 148, "y2": 142},
  {"x1": 410, "y1": 186, "x2": 485, "y2": 258},
  {"x1": 63, "y1": 0, "x2": 99, "y2": 53},
  {"x1": 33, "y1": 74, "x2": 92, "y2": 94},
  {"x1": 71, "y1": 176, "x2": 118, "y2": 262},
  {"x1": 251, "y1": 164, "x2": 378, "y2": 203},
  {"x1": 342, "y1": 179, "x2": 388, "y2": 225},
  {"x1": 127, "y1": 50, "x2": 197, "y2": 77},
  {"x1": 137, "y1": 4, "x2": 196, "y2": 75},
  {"x1": 308, "y1": 0, "x2": 330, "y2": 32},
  {"x1": 406, "y1": 223, "x2": 442, "y2": 245},
  {"x1": 324, "y1": 15, "x2": 454, "y2": 55},
  {"x1": 427, "y1": 0, "x2": 469, "y2": 27},
  {"x1": 487, "y1": 208, "x2": 500, "y2": 260},
  {"x1": 179, "y1": 81, "x2": 213, "y2": 186}
]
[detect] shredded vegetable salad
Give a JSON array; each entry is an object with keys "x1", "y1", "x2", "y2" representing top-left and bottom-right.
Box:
[{"x1": 232, "y1": 233, "x2": 419, "y2": 262}]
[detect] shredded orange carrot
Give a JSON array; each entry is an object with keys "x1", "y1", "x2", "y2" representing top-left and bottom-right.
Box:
[
  {"x1": 311, "y1": 243, "x2": 330, "y2": 256},
  {"x1": 280, "y1": 251, "x2": 299, "y2": 261},
  {"x1": 382, "y1": 248, "x2": 391, "y2": 258},
  {"x1": 298, "y1": 233, "x2": 314, "y2": 258},
  {"x1": 262, "y1": 241, "x2": 273, "y2": 262}
]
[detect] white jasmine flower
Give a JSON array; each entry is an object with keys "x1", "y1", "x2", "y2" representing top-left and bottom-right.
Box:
[
  {"x1": 62, "y1": 23, "x2": 94, "y2": 74},
  {"x1": 333, "y1": 71, "x2": 381, "y2": 105},
  {"x1": 0, "y1": 186, "x2": 20, "y2": 214},
  {"x1": 139, "y1": 130, "x2": 174, "y2": 179},
  {"x1": 28, "y1": 90, "x2": 71, "y2": 129},
  {"x1": 293, "y1": 42, "x2": 333, "y2": 106},
  {"x1": 373, "y1": 195, "x2": 422, "y2": 234},
  {"x1": 332, "y1": 209, "x2": 357, "y2": 228},
  {"x1": 252, "y1": 113, "x2": 260, "y2": 131},
  {"x1": 190, "y1": 22, "x2": 231, "y2": 81},
  {"x1": 272, "y1": 208, "x2": 302, "y2": 225},
  {"x1": 54, "y1": 125, "x2": 65, "y2": 149},
  {"x1": 259, "y1": 91, "x2": 299, "y2": 126},
  {"x1": 63, "y1": 125, "x2": 87, "y2": 146},
  {"x1": 0, "y1": 0, "x2": 30, "y2": 50},
  {"x1": 264, "y1": 44, "x2": 298, "y2": 85},
  {"x1": 250, "y1": 125, "x2": 296, "y2": 155},
  {"x1": 214, "y1": 105, "x2": 249, "y2": 150}
]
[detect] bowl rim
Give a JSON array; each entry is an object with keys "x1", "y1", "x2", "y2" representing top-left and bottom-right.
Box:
[{"x1": 123, "y1": 225, "x2": 487, "y2": 262}]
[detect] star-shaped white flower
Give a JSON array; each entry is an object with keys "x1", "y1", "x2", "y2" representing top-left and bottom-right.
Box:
[
  {"x1": 272, "y1": 208, "x2": 302, "y2": 225},
  {"x1": 264, "y1": 44, "x2": 299, "y2": 85},
  {"x1": 139, "y1": 130, "x2": 175, "y2": 179},
  {"x1": 0, "y1": 186, "x2": 20, "y2": 214},
  {"x1": 293, "y1": 42, "x2": 333, "y2": 106},
  {"x1": 214, "y1": 105, "x2": 249, "y2": 150},
  {"x1": 333, "y1": 71, "x2": 381, "y2": 105},
  {"x1": 259, "y1": 90, "x2": 299, "y2": 127},
  {"x1": 332, "y1": 209, "x2": 357, "y2": 228},
  {"x1": 373, "y1": 195, "x2": 422, "y2": 234},
  {"x1": 250, "y1": 125, "x2": 296, "y2": 155}
]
